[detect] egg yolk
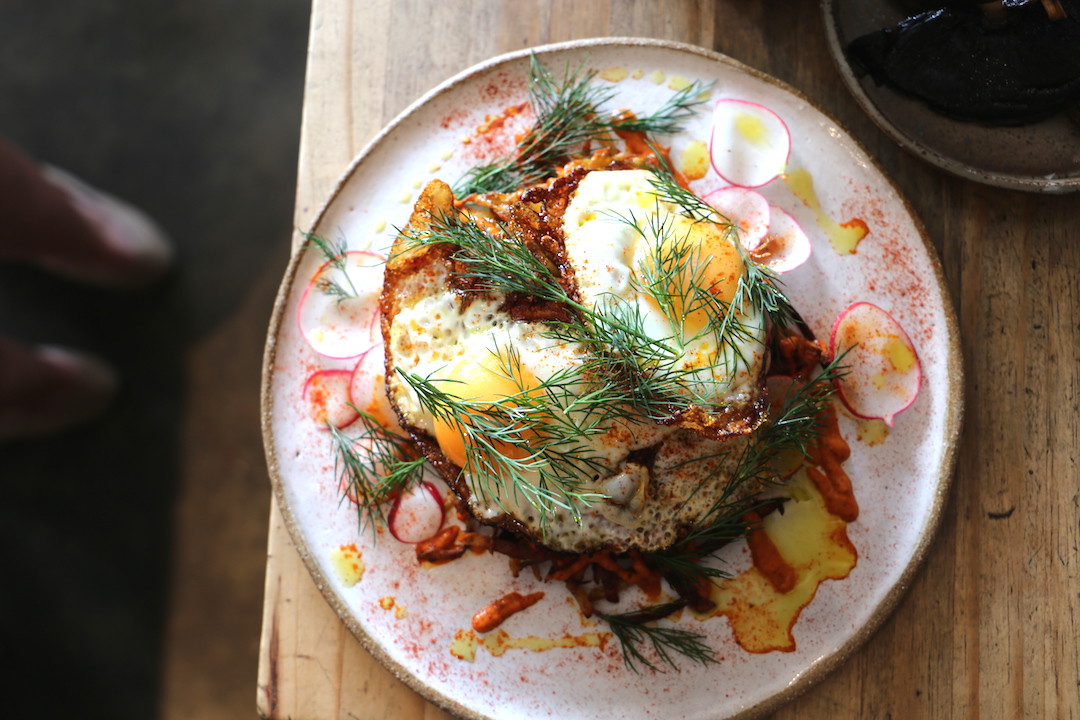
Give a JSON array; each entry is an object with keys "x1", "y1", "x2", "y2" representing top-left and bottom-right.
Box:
[
  {"x1": 430, "y1": 352, "x2": 541, "y2": 469},
  {"x1": 642, "y1": 215, "x2": 744, "y2": 337}
]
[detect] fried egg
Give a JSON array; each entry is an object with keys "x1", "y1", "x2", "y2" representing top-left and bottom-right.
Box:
[
  {"x1": 382, "y1": 171, "x2": 769, "y2": 552},
  {"x1": 561, "y1": 169, "x2": 767, "y2": 409}
]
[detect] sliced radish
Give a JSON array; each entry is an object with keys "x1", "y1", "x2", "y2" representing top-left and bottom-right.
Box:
[
  {"x1": 302, "y1": 369, "x2": 360, "y2": 429},
  {"x1": 336, "y1": 435, "x2": 384, "y2": 506},
  {"x1": 751, "y1": 205, "x2": 811, "y2": 273},
  {"x1": 297, "y1": 250, "x2": 384, "y2": 359},
  {"x1": 387, "y1": 481, "x2": 445, "y2": 543},
  {"x1": 829, "y1": 302, "x2": 922, "y2": 427},
  {"x1": 710, "y1": 99, "x2": 791, "y2": 188},
  {"x1": 702, "y1": 186, "x2": 770, "y2": 251},
  {"x1": 349, "y1": 345, "x2": 406, "y2": 436}
]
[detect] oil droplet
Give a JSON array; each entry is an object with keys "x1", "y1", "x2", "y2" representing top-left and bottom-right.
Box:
[
  {"x1": 399, "y1": 191, "x2": 413, "y2": 204},
  {"x1": 679, "y1": 140, "x2": 709, "y2": 180},
  {"x1": 884, "y1": 336, "x2": 917, "y2": 373},
  {"x1": 734, "y1": 112, "x2": 768, "y2": 145},
  {"x1": 412, "y1": 179, "x2": 423, "y2": 189},
  {"x1": 649, "y1": 70, "x2": 666, "y2": 85},
  {"x1": 428, "y1": 162, "x2": 442, "y2": 173},
  {"x1": 330, "y1": 544, "x2": 365, "y2": 587},
  {"x1": 696, "y1": 474, "x2": 856, "y2": 653},
  {"x1": 450, "y1": 628, "x2": 609, "y2": 663},
  {"x1": 630, "y1": 68, "x2": 644, "y2": 80},
  {"x1": 783, "y1": 168, "x2": 869, "y2": 255},
  {"x1": 856, "y1": 418, "x2": 890, "y2": 446},
  {"x1": 378, "y1": 596, "x2": 408, "y2": 619},
  {"x1": 450, "y1": 629, "x2": 478, "y2": 661},
  {"x1": 374, "y1": 219, "x2": 387, "y2": 233},
  {"x1": 667, "y1": 74, "x2": 691, "y2": 91},
  {"x1": 599, "y1": 66, "x2": 628, "y2": 83},
  {"x1": 441, "y1": 149, "x2": 454, "y2": 161}
]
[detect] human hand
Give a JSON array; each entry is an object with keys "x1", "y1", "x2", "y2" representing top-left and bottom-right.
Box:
[{"x1": 0, "y1": 138, "x2": 172, "y2": 439}]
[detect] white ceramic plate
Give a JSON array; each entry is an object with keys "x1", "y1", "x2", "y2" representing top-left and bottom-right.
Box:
[{"x1": 263, "y1": 38, "x2": 962, "y2": 720}]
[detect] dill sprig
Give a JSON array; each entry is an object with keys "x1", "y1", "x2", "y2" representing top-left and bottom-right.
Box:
[
  {"x1": 644, "y1": 168, "x2": 799, "y2": 334},
  {"x1": 628, "y1": 353, "x2": 849, "y2": 602},
  {"x1": 739, "y1": 352, "x2": 848, "y2": 475},
  {"x1": 566, "y1": 298, "x2": 716, "y2": 420},
  {"x1": 399, "y1": 205, "x2": 727, "y2": 422},
  {"x1": 454, "y1": 55, "x2": 710, "y2": 195},
  {"x1": 597, "y1": 601, "x2": 718, "y2": 673},
  {"x1": 683, "y1": 354, "x2": 848, "y2": 548},
  {"x1": 644, "y1": 547, "x2": 733, "y2": 584},
  {"x1": 304, "y1": 230, "x2": 360, "y2": 300},
  {"x1": 602, "y1": 202, "x2": 761, "y2": 385},
  {"x1": 644, "y1": 163, "x2": 727, "y2": 225},
  {"x1": 411, "y1": 173, "x2": 779, "y2": 419},
  {"x1": 407, "y1": 212, "x2": 570, "y2": 303},
  {"x1": 395, "y1": 358, "x2": 609, "y2": 531},
  {"x1": 608, "y1": 80, "x2": 709, "y2": 135},
  {"x1": 328, "y1": 411, "x2": 427, "y2": 536}
]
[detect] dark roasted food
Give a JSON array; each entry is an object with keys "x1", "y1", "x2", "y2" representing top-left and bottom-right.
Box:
[{"x1": 847, "y1": 0, "x2": 1080, "y2": 125}]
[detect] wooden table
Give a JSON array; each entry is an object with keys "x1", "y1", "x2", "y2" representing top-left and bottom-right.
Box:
[{"x1": 257, "y1": 2, "x2": 1080, "y2": 718}]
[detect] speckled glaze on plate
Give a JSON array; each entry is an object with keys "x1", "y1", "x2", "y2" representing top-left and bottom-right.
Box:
[
  {"x1": 262, "y1": 38, "x2": 962, "y2": 720},
  {"x1": 823, "y1": 0, "x2": 1080, "y2": 193}
]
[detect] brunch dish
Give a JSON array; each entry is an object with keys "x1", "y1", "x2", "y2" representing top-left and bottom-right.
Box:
[
  {"x1": 822, "y1": 0, "x2": 1080, "y2": 193},
  {"x1": 262, "y1": 38, "x2": 961, "y2": 720}
]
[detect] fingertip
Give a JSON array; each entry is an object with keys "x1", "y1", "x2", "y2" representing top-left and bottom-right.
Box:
[
  {"x1": 0, "y1": 138, "x2": 174, "y2": 290},
  {"x1": 0, "y1": 343, "x2": 119, "y2": 441},
  {"x1": 40, "y1": 165, "x2": 175, "y2": 289}
]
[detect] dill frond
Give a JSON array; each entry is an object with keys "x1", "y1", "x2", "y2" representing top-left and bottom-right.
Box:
[
  {"x1": 644, "y1": 167, "x2": 798, "y2": 334},
  {"x1": 644, "y1": 548, "x2": 733, "y2": 584},
  {"x1": 394, "y1": 364, "x2": 608, "y2": 533},
  {"x1": 601, "y1": 195, "x2": 760, "y2": 386},
  {"x1": 329, "y1": 412, "x2": 427, "y2": 536},
  {"x1": 303, "y1": 230, "x2": 360, "y2": 299},
  {"x1": 608, "y1": 80, "x2": 711, "y2": 135},
  {"x1": 684, "y1": 353, "x2": 848, "y2": 547},
  {"x1": 454, "y1": 55, "x2": 710, "y2": 195},
  {"x1": 598, "y1": 601, "x2": 718, "y2": 673},
  {"x1": 411, "y1": 212, "x2": 570, "y2": 303}
]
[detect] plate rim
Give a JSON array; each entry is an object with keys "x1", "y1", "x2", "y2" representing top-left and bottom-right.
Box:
[
  {"x1": 820, "y1": 0, "x2": 1080, "y2": 195},
  {"x1": 261, "y1": 35, "x2": 964, "y2": 720}
]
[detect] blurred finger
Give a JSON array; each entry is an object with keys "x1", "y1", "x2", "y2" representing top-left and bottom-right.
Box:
[
  {"x1": 0, "y1": 333, "x2": 118, "y2": 440},
  {"x1": 0, "y1": 138, "x2": 172, "y2": 288}
]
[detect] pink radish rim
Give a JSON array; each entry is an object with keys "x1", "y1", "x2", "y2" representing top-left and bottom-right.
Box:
[
  {"x1": 296, "y1": 250, "x2": 386, "y2": 360},
  {"x1": 387, "y1": 480, "x2": 446, "y2": 544},
  {"x1": 709, "y1": 98, "x2": 793, "y2": 189},
  {"x1": 702, "y1": 185, "x2": 771, "y2": 251},
  {"x1": 828, "y1": 301, "x2": 923, "y2": 425},
  {"x1": 302, "y1": 368, "x2": 361, "y2": 430},
  {"x1": 758, "y1": 204, "x2": 812, "y2": 273}
]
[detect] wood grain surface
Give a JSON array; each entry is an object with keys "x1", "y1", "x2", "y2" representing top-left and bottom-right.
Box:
[{"x1": 257, "y1": 1, "x2": 1080, "y2": 718}]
